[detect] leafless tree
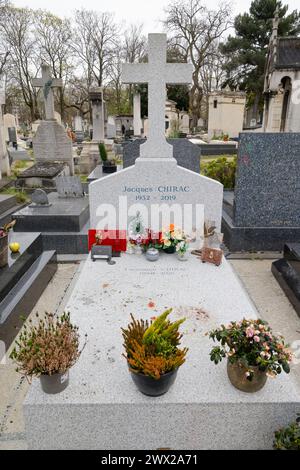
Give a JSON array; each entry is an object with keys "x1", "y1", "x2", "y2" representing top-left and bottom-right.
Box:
[
  {"x1": 164, "y1": 0, "x2": 232, "y2": 127},
  {"x1": 35, "y1": 10, "x2": 74, "y2": 119},
  {"x1": 122, "y1": 23, "x2": 146, "y2": 111},
  {"x1": 72, "y1": 9, "x2": 119, "y2": 88},
  {"x1": 123, "y1": 24, "x2": 146, "y2": 63},
  {"x1": 0, "y1": 6, "x2": 40, "y2": 121},
  {"x1": 0, "y1": 0, "x2": 10, "y2": 76}
]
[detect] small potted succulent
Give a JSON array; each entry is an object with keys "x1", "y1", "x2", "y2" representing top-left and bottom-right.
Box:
[
  {"x1": 10, "y1": 312, "x2": 87, "y2": 394},
  {"x1": 122, "y1": 309, "x2": 188, "y2": 396},
  {"x1": 99, "y1": 143, "x2": 117, "y2": 174},
  {"x1": 0, "y1": 220, "x2": 16, "y2": 268},
  {"x1": 273, "y1": 417, "x2": 300, "y2": 450},
  {"x1": 208, "y1": 319, "x2": 292, "y2": 393}
]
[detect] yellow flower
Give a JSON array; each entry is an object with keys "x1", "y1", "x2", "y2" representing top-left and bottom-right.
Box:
[{"x1": 164, "y1": 240, "x2": 171, "y2": 247}]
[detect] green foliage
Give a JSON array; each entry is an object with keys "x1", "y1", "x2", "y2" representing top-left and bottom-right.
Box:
[
  {"x1": 274, "y1": 418, "x2": 300, "y2": 450},
  {"x1": 208, "y1": 318, "x2": 293, "y2": 379},
  {"x1": 202, "y1": 157, "x2": 237, "y2": 189},
  {"x1": 221, "y1": 0, "x2": 300, "y2": 101},
  {"x1": 122, "y1": 309, "x2": 188, "y2": 379},
  {"x1": 99, "y1": 143, "x2": 107, "y2": 162},
  {"x1": 2, "y1": 187, "x2": 29, "y2": 203},
  {"x1": 10, "y1": 312, "x2": 86, "y2": 377}
]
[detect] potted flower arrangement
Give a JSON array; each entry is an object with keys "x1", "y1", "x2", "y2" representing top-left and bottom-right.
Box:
[
  {"x1": 10, "y1": 312, "x2": 87, "y2": 394},
  {"x1": 273, "y1": 417, "x2": 300, "y2": 450},
  {"x1": 122, "y1": 309, "x2": 188, "y2": 396},
  {"x1": 176, "y1": 237, "x2": 189, "y2": 261},
  {"x1": 160, "y1": 225, "x2": 187, "y2": 255},
  {"x1": 208, "y1": 319, "x2": 292, "y2": 393},
  {"x1": 0, "y1": 220, "x2": 16, "y2": 268}
]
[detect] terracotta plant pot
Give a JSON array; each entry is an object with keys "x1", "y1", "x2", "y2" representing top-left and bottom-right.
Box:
[
  {"x1": 227, "y1": 360, "x2": 268, "y2": 393},
  {"x1": 40, "y1": 371, "x2": 69, "y2": 394},
  {"x1": 129, "y1": 368, "x2": 178, "y2": 397},
  {"x1": 0, "y1": 234, "x2": 8, "y2": 268}
]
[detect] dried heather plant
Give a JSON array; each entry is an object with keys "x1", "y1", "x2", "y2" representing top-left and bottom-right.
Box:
[{"x1": 10, "y1": 312, "x2": 87, "y2": 378}]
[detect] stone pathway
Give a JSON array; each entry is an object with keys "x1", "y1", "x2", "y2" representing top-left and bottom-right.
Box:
[{"x1": 0, "y1": 258, "x2": 299, "y2": 450}]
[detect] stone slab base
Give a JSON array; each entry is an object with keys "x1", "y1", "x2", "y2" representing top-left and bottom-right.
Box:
[
  {"x1": 222, "y1": 211, "x2": 300, "y2": 252},
  {"x1": 24, "y1": 255, "x2": 300, "y2": 450},
  {"x1": 13, "y1": 193, "x2": 89, "y2": 233}
]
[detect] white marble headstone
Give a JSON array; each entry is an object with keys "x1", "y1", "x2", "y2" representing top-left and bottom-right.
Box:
[{"x1": 89, "y1": 34, "x2": 223, "y2": 235}]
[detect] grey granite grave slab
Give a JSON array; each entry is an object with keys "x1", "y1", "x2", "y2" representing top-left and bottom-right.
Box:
[
  {"x1": 222, "y1": 133, "x2": 300, "y2": 251},
  {"x1": 13, "y1": 192, "x2": 89, "y2": 232},
  {"x1": 55, "y1": 176, "x2": 84, "y2": 198},
  {"x1": 123, "y1": 138, "x2": 201, "y2": 173},
  {"x1": 24, "y1": 254, "x2": 300, "y2": 450}
]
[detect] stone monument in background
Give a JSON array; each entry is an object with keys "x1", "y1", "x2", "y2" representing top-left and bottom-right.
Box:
[
  {"x1": 0, "y1": 89, "x2": 10, "y2": 178},
  {"x1": 79, "y1": 87, "x2": 105, "y2": 174},
  {"x1": 32, "y1": 64, "x2": 74, "y2": 174},
  {"x1": 133, "y1": 90, "x2": 142, "y2": 136}
]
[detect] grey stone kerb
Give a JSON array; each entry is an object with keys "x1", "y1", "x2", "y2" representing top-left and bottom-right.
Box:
[{"x1": 122, "y1": 33, "x2": 193, "y2": 161}]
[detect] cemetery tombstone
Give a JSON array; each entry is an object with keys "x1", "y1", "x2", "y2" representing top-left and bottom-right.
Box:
[
  {"x1": 32, "y1": 64, "x2": 74, "y2": 175},
  {"x1": 30, "y1": 189, "x2": 51, "y2": 207},
  {"x1": 123, "y1": 138, "x2": 201, "y2": 173},
  {"x1": 79, "y1": 88, "x2": 105, "y2": 174},
  {"x1": 0, "y1": 91, "x2": 10, "y2": 178},
  {"x1": 133, "y1": 92, "x2": 142, "y2": 136},
  {"x1": 222, "y1": 132, "x2": 300, "y2": 251},
  {"x1": 55, "y1": 176, "x2": 84, "y2": 198},
  {"x1": 3, "y1": 113, "x2": 17, "y2": 143},
  {"x1": 24, "y1": 34, "x2": 300, "y2": 451}
]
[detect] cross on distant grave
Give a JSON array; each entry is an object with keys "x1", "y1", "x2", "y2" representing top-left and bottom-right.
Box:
[
  {"x1": 122, "y1": 34, "x2": 193, "y2": 160},
  {"x1": 32, "y1": 64, "x2": 63, "y2": 120}
]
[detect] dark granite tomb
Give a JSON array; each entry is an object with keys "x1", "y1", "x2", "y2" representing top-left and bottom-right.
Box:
[
  {"x1": 222, "y1": 133, "x2": 300, "y2": 251},
  {"x1": 13, "y1": 192, "x2": 89, "y2": 233},
  {"x1": 123, "y1": 138, "x2": 201, "y2": 173},
  {"x1": 17, "y1": 161, "x2": 67, "y2": 189},
  {"x1": 272, "y1": 244, "x2": 300, "y2": 317}
]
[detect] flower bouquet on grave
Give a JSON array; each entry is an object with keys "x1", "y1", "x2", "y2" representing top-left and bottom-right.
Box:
[
  {"x1": 122, "y1": 309, "x2": 188, "y2": 396},
  {"x1": 0, "y1": 220, "x2": 16, "y2": 268},
  {"x1": 208, "y1": 319, "x2": 293, "y2": 393},
  {"x1": 160, "y1": 225, "x2": 188, "y2": 255},
  {"x1": 128, "y1": 211, "x2": 146, "y2": 255},
  {"x1": 10, "y1": 312, "x2": 87, "y2": 394}
]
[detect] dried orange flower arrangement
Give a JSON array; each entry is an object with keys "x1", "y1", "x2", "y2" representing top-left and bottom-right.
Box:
[{"x1": 122, "y1": 309, "x2": 188, "y2": 396}]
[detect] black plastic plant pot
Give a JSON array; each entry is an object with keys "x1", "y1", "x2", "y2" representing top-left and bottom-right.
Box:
[
  {"x1": 129, "y1": 368, "x2": 178, "y2": 397},
  {"x1": 40, "y1": 371, "x2": 69, "y2": 394},
  {"x1": 102, "y1": 162, "x2": 117, "y2": 174},
  {"x1": 163, "y1": 246, "x2": 176, "y2": 254}
]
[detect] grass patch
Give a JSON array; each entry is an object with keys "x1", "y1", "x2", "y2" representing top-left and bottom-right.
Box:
[{"x1": 1, "y1": 187, "x2": 29, "y2": 204}]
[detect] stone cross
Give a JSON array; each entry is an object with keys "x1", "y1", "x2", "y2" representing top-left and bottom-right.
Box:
[
  {"x1": 32, "y1": 64, "x2": 63, "y2": 120},
  {"x1": 122, "y1": 34, "x2": 193, "y2": 159}
]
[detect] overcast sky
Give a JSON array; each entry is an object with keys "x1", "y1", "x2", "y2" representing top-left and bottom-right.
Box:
[{"x1": 12, "y1": 0, "x2": 300, "y2": 34}]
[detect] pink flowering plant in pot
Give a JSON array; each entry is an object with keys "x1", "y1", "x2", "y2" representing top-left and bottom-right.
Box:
[{"x1": 208, "y1": 319, "x2": 293, "y2": 393}]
